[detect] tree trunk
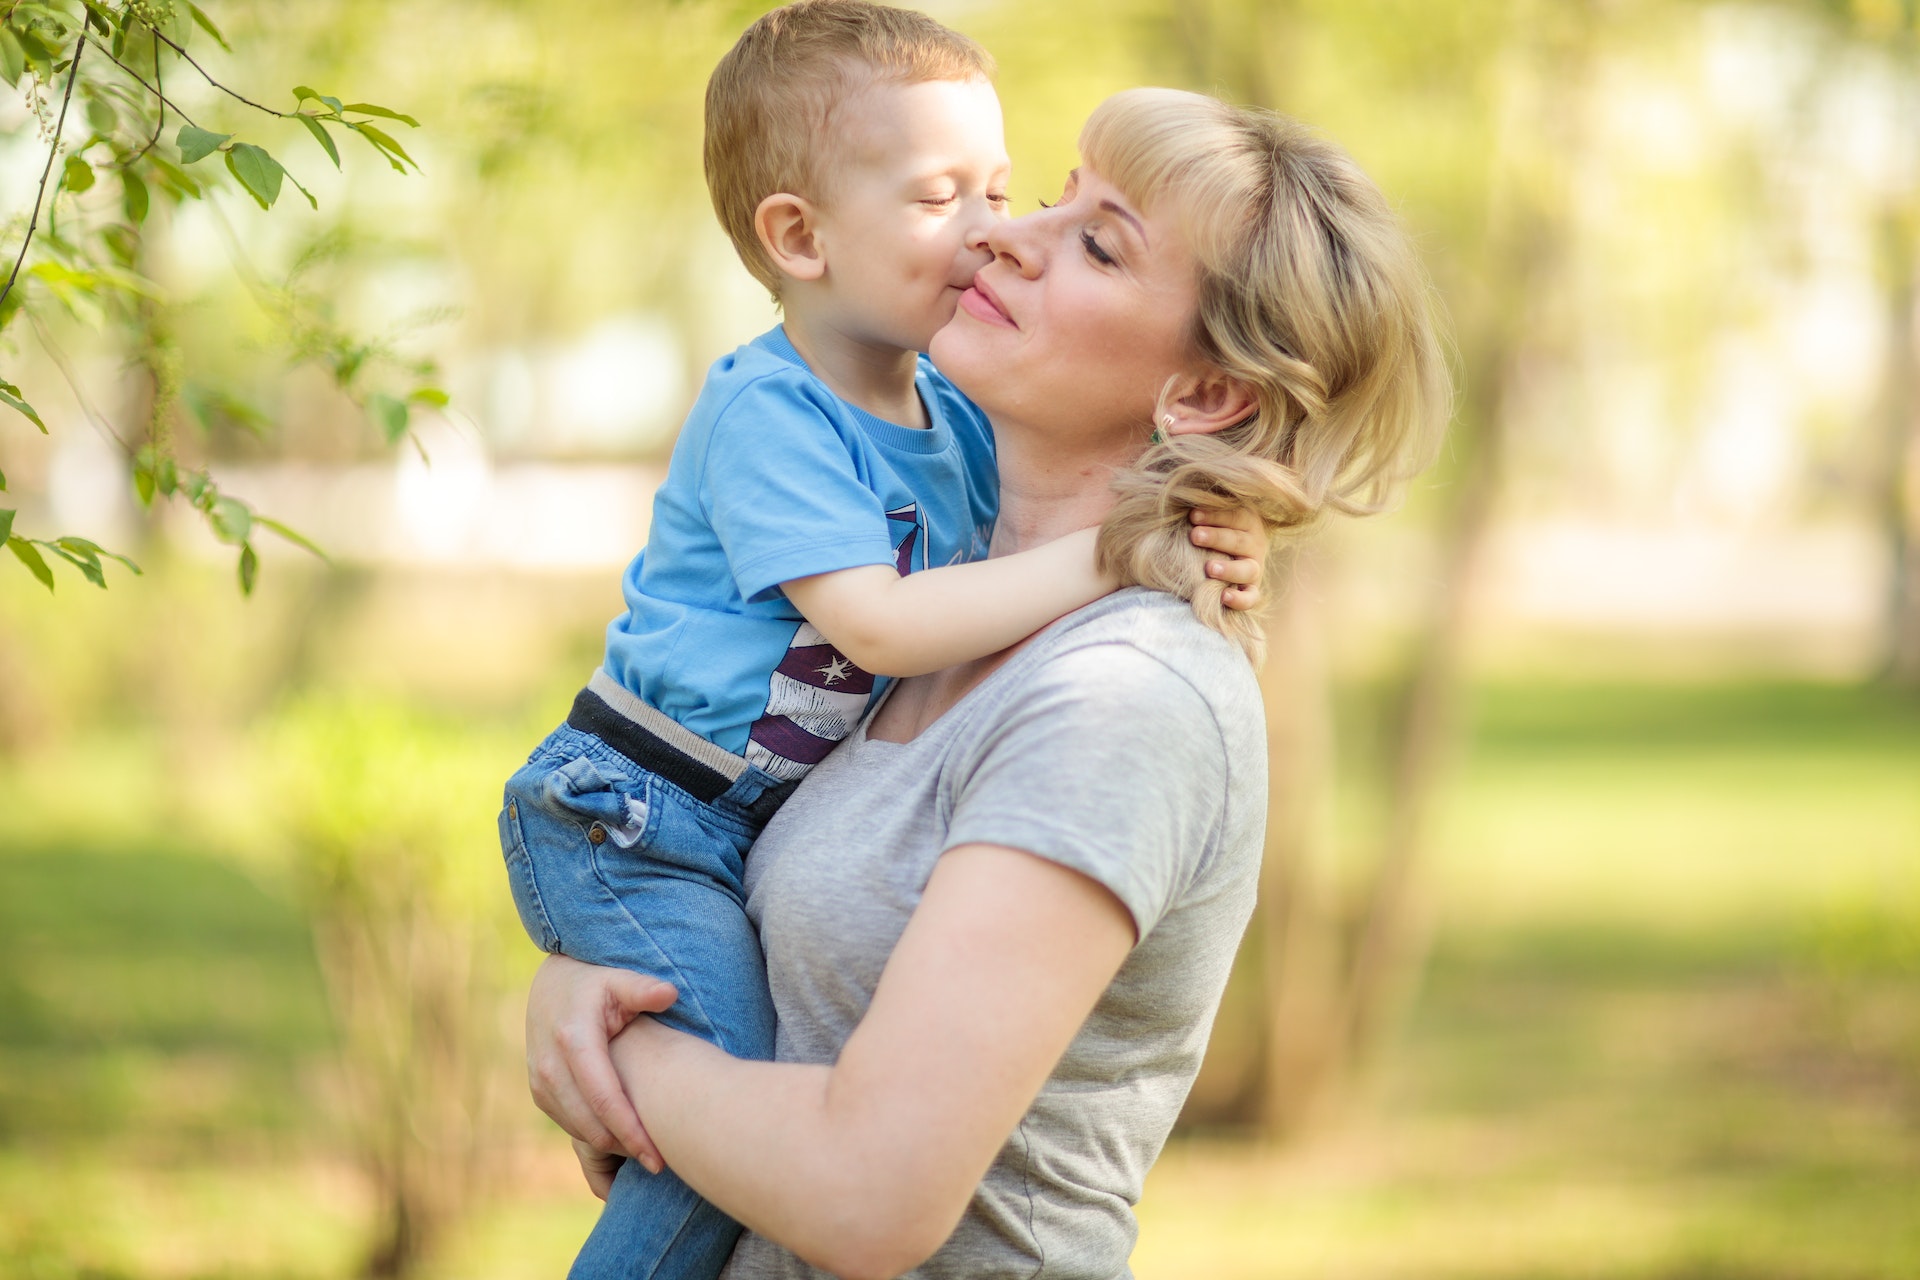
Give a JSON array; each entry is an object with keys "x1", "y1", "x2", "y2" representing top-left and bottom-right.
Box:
[
  {"x1": 1876, "y1": 205, "x2": 1920, "y2": 686},
  {"x1": 1254, "y1": 548, "x2": 1344, "y2": 1136}
]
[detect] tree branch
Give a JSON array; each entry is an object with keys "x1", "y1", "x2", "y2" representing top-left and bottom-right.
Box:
[
  {"x1": 118, "y1": 31, "x2": 167, "y2": 169},
  {"x1": 96, "y1": 39, "x2": 201, "y2": 130},
  {"x1": 0, "y1": 33, "x2": 86, "y2": 314},
  {"x1": 148, "y1": 26, "x2": 289, "y2": 119},
  {"x1": 27, "y1": 312, "x2": 134, "y2": 455}
]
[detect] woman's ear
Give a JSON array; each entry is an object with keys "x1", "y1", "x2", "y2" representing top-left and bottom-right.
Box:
[
  {"x1": 755, "y1": 192, "x2": 827, "y2": 284},
  {"x1": 1164, "y1": 368, "x2": 1259, "y2": 437}
]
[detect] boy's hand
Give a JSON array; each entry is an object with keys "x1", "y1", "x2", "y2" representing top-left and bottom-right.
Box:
[{"x1": 1190, "y1": 507, "x2": 1268, "y2": 612}]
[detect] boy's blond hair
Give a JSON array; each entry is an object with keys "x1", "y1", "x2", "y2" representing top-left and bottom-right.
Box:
[{"x1": 705, "y1": 0, "x2": 995, "y2": 295}]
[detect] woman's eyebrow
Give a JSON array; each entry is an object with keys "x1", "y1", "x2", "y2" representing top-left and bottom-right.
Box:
[{"x1": 1099, "y1": 199, "x2": 1148, "y2": 245}]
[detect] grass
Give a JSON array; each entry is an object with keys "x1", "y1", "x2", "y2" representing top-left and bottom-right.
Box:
[{"x1": 0, "y1": 679, "x2": 1916, "y2": 1277}]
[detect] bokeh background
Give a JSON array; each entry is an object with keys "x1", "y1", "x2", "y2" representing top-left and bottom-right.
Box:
[{"x1": 2, "y1": 0, "x2": 1917, "y2": 1276}]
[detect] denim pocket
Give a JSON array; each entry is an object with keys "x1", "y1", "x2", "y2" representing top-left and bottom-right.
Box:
[
  {"x1": 543, "y1": 755, "x2": 653, "y2": 847},
  {"x1": 499, "y1": 794, "x2": 561, "y2": 953}
]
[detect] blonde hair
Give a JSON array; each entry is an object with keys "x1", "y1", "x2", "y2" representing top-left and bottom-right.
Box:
[
  {"x1": 1086, "y1": 88, "x2": 1452, "y2": 660},
  {"x1": 705, "y1": 0, "x2": 995, "y2": 295}
]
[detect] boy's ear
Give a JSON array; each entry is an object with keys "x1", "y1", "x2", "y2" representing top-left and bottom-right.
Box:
[
  {"x1": 1164, "y1": 367, "x2": 1259, "y2": 437},
  {"x1": 755, "y1": 193, "x2": 827, "y2": 284}
]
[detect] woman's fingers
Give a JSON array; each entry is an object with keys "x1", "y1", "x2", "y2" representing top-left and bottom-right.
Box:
[
  {"x1": 573, "y1": 1137, "x2": 625, "y2": 1202},
  {"x1": 526, "y1": 955, "x2": 673, "y2": 1173}
]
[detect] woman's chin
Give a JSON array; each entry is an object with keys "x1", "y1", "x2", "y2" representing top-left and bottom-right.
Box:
[{"x1": 928, "y1": 319, "x2": 987, "y2": 386}]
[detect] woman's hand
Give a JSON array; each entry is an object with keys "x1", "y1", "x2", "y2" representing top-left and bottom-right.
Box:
[
  {"x1": 573, "y1": 1136, "x2": 626, "y2": 1201},
  {"x1": 525, "y1": 953, "x2": 679, "y2": 1175},
  {"x1": 1190, "y1": 506, "x2": 1269, "y2": 611}
]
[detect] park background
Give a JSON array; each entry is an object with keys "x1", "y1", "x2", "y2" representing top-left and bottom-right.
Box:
[{"x1": 2, "y1": 0, "x2": 1917, "y2": 1276}]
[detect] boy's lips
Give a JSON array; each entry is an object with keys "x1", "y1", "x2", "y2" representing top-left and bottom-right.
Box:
[{"x1": 959, "y1": 279, "x2": 1015, "y2": 328}]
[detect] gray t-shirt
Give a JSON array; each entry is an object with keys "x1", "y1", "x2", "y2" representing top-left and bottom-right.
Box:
[{"x1": 721, "y1": 588, "x2": 1267, "y2": 1280}]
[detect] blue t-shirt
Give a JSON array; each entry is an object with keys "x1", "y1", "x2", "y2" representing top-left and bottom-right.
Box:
[{"x1": 603, "y1": 326, "x2": 998, "y2": 782}]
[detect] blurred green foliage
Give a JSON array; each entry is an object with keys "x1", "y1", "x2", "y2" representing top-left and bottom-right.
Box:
[
  {"x1": 3, "y1": 0, "x2": 1918, "y2": 1275},
  {"x1": 3, "y1": 667, "x2": 1915, "y2": 1277}
]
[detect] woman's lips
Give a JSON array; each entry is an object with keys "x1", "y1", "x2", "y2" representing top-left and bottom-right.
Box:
[{"x1": 958, "y1": 283, "x2": 1015, "y2": 328}]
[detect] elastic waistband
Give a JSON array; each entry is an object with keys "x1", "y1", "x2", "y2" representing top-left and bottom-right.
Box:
[{"x1": 568, "y1": 670, "x2": 751, "y2": 806}]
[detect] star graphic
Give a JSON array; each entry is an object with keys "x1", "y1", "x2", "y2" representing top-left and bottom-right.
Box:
[{"x1": 816, "y1": 655, "x2": 854, "y2": 686}]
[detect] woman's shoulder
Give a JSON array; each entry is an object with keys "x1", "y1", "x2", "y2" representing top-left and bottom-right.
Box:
[{"x1": 1020, "y1": 588, "x2": 1263, "y2": 731}]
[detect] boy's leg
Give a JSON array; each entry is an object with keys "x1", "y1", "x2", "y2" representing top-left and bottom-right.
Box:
[
  {"x1": 570, "y1": 1160, "x2": 741, "y2": 1280},
  {"x1": 501, "y1": 738, "x2": 773, "y2": 1280}
]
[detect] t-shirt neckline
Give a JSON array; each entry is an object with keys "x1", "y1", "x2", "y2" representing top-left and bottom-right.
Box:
[{"x1": 761, "y1": 326, "x2": 950, "y2": 456}]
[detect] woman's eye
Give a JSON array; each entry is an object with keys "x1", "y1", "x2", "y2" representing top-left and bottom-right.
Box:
[
  {"x1": 1080, "y1": 229, "x2": 1116, "y2": 267},
  {"x1": 920, "y1": 195, "x2": 957, "y2": 208},
  {"x1": 988, "y1": 192, "x2": 1010, "y2": 206}
]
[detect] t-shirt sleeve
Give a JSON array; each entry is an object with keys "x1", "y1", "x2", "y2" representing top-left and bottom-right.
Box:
[
  {"x1": 942, "y1": 642, "x2": 1230, "y2": 938},
  {"x1": 700, "y1": 375, "x2": 899, "y2": 602}
]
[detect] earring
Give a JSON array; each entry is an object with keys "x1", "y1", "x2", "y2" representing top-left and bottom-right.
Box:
[{"x1": 1150, "y1": 413, "x2": 1174, "y2": 446}]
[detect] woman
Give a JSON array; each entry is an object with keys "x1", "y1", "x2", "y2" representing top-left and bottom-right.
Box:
[{"x1": 528, "y1": 87, "x2": 1449, "y2": 1279}]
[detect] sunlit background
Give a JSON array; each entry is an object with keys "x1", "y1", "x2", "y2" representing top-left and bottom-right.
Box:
[{"x1": 1, "y1": 0, "x2": 1917, "y2": 1276}]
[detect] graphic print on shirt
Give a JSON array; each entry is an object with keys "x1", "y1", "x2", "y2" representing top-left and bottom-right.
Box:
[{"x1": 744, "y1": 503, "x2": 924, "y2": 781}]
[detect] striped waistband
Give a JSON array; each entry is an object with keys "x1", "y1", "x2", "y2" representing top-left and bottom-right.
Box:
[{"x1": 568, "y1": 669, "x2": 751, "y2": 805}]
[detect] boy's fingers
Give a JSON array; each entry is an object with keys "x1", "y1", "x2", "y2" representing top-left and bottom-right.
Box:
[
  {"x1": 1222, "y1": 582, "x2": 1264, "y2": 612},
  {"x1": 1190, "y1": 522, "x2": 1265, "y2": 562},
  {"x1": 1189, "y1": 505, "x2": 1263, "y2": 533},
  {"x1": 1206, "y1": 557, "x2": 1260, "y2": 585}
]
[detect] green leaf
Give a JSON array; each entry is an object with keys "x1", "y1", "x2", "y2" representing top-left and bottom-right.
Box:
[
  {"x1": 342, "y1": 103, "x2": 420, "y2": 128},
  {"x1": 133, "y1": 463, "x2": 153, "y2": 505},
  {"x1": 148, "y1": 155, "x2": 202, "y2": 201},
  {"x1": 293, "y1": 86, "x2": 345, "y2": 115},
  {"x1": 86, "y1": 95, "x2": 115, "y2": 134},
  {"x1": 238, "y1": 543, "x2": 257, "y2": 595},
  {"x1": 58, "y1": 536, "x2": 139, "y2": 577},
  {"x1": 0, "y1": 29, "x2": 25, "y2": 89},
  {"x1": 366, "y1": 392, "x2": 409, "y2": 443},
  {"x1": 44, "y1": 542, "x2": 105, "y2": 589},
  {"x1": 256, "y1": 515, "x2": 329, "y2": 562},
  {"x1": 209, "y1": 495, "x2": 252, "y2": 544},
  {"x1": 62, "y1": 154, "x2": 94, "y2": 193},
  {"x1": 185, "y1": 3, "x2": 230, "y2": 51},
  {"x1": 8, "y1": 537, "x2": 54, "y2": 592},
  {"x1": 224, "y1": 142, "x2": 284, "y2": 209},
  {"x1": 122, "y1": 168, "x2": 149, "y2": 224},
  {"x1": 346, "y1": 121, "x2": 417, "y2": 173},
  {"x1": 0, "y1": 381, "x2": 47, "y2": 432},
  {"x1": 177, "y1": 125, "x2": 230, "y2": 165},
  {"x1": 408, "y1": 387, "x2": 450, "y2": 408},
  {"x1": 284, "y1": 168, "x2": 318, "y2": 211},
  {"x1": 0, "y1": 464, "x2": 7, "y2": 491},
  {"x1": 296, "y1": 113, "x2": 341, "y2": 169},
  {"x1": 0, "y1": 509, "x2": 13, "y2": 543}
]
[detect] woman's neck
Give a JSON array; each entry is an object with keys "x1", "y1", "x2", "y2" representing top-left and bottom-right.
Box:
[{"x1": 986, "y1": 421, "x2": 1134, "y2": 557}]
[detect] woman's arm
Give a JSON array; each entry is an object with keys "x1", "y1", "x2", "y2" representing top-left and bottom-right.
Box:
[{"x1": 530, "y1": 842, "x2": 1135, "y2": 1280}]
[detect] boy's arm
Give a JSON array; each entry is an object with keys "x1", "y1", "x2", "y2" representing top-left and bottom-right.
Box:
[
  {"x1": 784, "y1": 512, "x2": 1270, "y2": 679},
  {"x1": 783, "y1": 527, "x2": 1113, "y2": 678}
]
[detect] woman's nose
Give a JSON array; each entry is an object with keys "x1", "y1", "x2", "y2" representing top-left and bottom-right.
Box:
[{"x1": 985, "y1": 211, "x2": 1042, "y2": 277}]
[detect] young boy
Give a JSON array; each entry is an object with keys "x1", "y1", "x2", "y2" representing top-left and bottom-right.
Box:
[{"x1": 499, "y1": 3, "x2": 1261, "y2": 1276}]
